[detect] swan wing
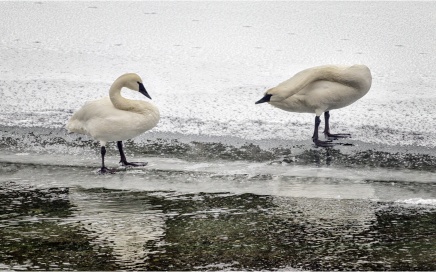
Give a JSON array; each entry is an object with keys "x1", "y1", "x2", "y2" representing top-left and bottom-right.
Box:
[
  {"x1": 66, "y1": 97, "x2": 114, "y2": 135},
  {"x1": 267, "y1": 66, "x2": 327, "y2": 100},
  {"x1": 67, "y1": 98, "x2": 160, "y2": 142},
  {"x1": 272, "y1": 65, "x2": 371, "y2": 100}
]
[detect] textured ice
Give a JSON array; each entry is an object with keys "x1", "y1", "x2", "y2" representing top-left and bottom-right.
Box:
[
  {"x1": 397, "y1": 198, "x2": 436, "y2": 206},
  {"x1": 1, "y1": 2, "x2": 436, "y2": 147}
]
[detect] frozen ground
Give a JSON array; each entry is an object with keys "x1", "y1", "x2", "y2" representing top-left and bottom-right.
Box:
[
  {"x1": 1, "y1": 2, "x2": 436, "y2": 147},
  {"x1": 1, "y1": 2, "x2": 436, "y2": 271}
]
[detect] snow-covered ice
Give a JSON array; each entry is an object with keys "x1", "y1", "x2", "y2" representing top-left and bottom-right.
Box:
[{"x1": 1, "y1": 1, "x2": 436, "y2": 147}]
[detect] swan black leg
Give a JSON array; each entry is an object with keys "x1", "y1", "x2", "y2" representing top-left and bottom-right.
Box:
[
  {"x1": 99, "y1": 146, "x2": 115, "y2": 174},
  {"x1": 323, "y1": 111, "x2": 351, "y2": 139},
  {"x1": 312, "y1": 116, "x2": 334, "y2": 147},
  {"x1": 117, "y1": 141, "x2": 148, "y2": 167}
]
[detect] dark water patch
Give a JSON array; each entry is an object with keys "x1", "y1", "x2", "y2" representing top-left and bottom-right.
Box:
[
  {"x1": 367, "y1": 203, "x2": 436, "y2": 270},
  {"x1": 0, "y1": 181, "x2": 71, "y2": 218},
  {"x1": 1, "y1": 182, "x2": 436, "y2": 270},
  {"x1": 144, "y1": 195, "x2": 436, "y2": 271},
  {"x1": 0, "y1": 182, "x2": 118, "y2": 270}
]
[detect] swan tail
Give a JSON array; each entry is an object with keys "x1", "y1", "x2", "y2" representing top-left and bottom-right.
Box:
[{"x1": 66, "y1": 119, "x2": 88, "y2": 135}]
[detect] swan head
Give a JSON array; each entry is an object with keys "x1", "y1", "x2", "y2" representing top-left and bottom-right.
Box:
[
  {"x1": 122, "y1": 73, "x2": 152, "y2": 100},
  {"x1": 255, "y1": 87, "x2": 286, "y2": 104}
]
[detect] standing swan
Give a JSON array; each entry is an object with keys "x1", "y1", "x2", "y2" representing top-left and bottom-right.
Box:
[
  {"x1": 255, "y1": 65, "x2": 372, "y2": 147},
  {"x1": 67, "y1": 73, "x2": 160, "y2": 173}
]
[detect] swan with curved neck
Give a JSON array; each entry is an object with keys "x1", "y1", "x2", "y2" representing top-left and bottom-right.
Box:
[
  {"x1": 67, "y1": 73, "x2": 160, "y2": 173},
  {"x1": 256, "y1": 65, "x2": 372, "y2": 147}
]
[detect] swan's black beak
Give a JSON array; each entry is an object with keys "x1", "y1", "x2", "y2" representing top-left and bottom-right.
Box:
[
  {"x1": 138, "y1": 82, "x2": 152, "y2": 100},
  {"x1": 255, "y1": 94, "x2": 272, "y2": 104}
]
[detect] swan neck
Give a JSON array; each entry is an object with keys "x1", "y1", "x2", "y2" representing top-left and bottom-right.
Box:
[
  {"x1": 295, "y1": 68, "x2": 333, "y2": 89},
  {"x1": 293, "y1": 66, "x2": 368, "y2": 92},
  {"x1": 109, "y1": 81, "x2": 132, "y2": 111}
]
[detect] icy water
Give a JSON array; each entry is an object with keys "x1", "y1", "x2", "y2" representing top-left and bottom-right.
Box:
[
  {"x1": 1, "y1": 130, "x2": 436, "y2": 270},
  {"x1": 1, "y1": 165, "x2": 436, "y2": 271},
  {"x1": 1, "y1": 1, "x2": 436, "y2": 271}
]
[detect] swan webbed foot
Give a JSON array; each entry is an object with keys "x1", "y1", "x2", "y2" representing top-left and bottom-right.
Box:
[
  {"x1": 98, "y1": 167, "x2": 116, "y2": 175},
  {"x1": 324, "y1": 132, "x2": 351, "y2": 140},
  {"x1": 117, "y1": 141, "x2": 148, "y2": 168},
  {"x1": 120, "y1": 161, "x2": 148, "y2": 167}
]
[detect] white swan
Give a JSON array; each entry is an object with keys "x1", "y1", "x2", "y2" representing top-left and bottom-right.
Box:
[
  {"x1": 67, "y1": 73, "x2": 160, "y2": 173},
  {"x1": 255, "y1": 65, "x2": 372, "y2": 147}
]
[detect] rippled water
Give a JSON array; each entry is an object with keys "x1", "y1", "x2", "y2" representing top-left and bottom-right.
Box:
[
  {"x1": 1, "y1": 156, "x2": 436, "y2": 270},
  {"x1": 1, "y1": 176, "x2": 436, "y2": 271},
  {"x1": 1, "y1": 124, "x2": 436, "y2": 270}
]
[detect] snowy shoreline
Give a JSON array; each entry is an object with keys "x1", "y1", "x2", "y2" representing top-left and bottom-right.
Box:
[{"x1": 1, "y1": 2, "x2": 436, "y2": 149}]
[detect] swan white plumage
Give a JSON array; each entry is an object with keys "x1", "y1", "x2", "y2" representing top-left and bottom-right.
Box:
[
  {"x1": 255, "y1": 64, "x2": 372, "y2": 147},
  {"x1": 67, "y1": 73, "x2": 160, "y2": 173}
]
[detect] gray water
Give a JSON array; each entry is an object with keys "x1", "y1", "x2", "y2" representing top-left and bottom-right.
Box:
[
  {"x1": 1, "y1": 126, "x2": 436, "y2": 270},
  {"x1": 1, "y1": 166, "x2": 436, "y2": 270}
]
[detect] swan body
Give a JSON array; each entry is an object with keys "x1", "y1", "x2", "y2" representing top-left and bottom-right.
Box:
[
  {"x1": 67, "y1": 73, "x2": 160, "y2": 173},
  {"x1": 256, "y1": 65, "x2": 372, "y2": 146},
  {"x1": 67, "y1": 97, "x2": 159, "y2": 144}
]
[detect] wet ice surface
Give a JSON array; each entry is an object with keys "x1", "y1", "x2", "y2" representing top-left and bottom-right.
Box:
[
  {"x1": 1, "y1": 1, "x2": 436, "y2": 271},
  {"x1": 1, "y1": 162, "x2": 436, "y2": 270},
  {"x1": 1, "y1": 150, "x2": 436, "y2": 270}
]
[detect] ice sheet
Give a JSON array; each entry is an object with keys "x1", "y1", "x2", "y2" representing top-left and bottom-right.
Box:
[{"x1": 1, "y1": 2, "x2": 436, "y2": 147}]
